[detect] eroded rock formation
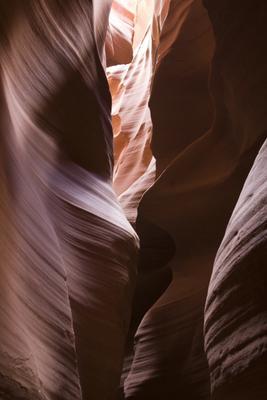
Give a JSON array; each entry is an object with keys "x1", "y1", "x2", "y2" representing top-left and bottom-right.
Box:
[
  {"x1": 109, "y1": 0, "x2": 267, "y2": 399},
  {"x1": 0, "y1": 1, "x2": 267, "y2": 400},
  {"x1": 0, "y1": 2, "x2": 138, "y2": 399},
  {"x1": 204, "y1": 1, "x2": 267, "y2": 399}
]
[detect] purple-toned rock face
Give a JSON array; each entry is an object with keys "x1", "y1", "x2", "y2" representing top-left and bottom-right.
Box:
[
  {"x1": 205, "y1": 139, "x2": 267, "y2": 400},
  {"x1": 0, "y1": 1, "x2": 267, "y2": 400},
  {"x1": 0, "y1": 2, "x2": 138, "y2": 399}
]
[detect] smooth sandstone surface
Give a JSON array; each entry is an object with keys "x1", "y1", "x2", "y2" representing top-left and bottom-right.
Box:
[
  {"x1": 118, "y1": 0, "x2": 267, "y2": 399},
  {"x1": 205, "y1": 138, "x2": 267, "y2": 400},
  {"x1": 0, "y1": 2, "x2": 138, "y2": 400},
  {"x1": 0, "y1": 1, "x2": 267, "y2": 400}
]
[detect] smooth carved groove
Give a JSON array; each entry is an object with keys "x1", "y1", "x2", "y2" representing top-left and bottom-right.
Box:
[
  {"x1": 1, "y1": 1, "x2": 267, "y2": 400},
  {"x1": 0, "y1": 2, "x2": 138, "y2": 400}
]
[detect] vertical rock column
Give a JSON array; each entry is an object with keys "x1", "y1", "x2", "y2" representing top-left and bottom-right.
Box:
[
  {"x1": 107, "y1": 0, "x2": 157, "y2": 224},
  {"x1": 125, "y1": 0, "x2": 267, "y2": 398},
  {"x1": 204, "y1": 0, "x2": 267, "y2": 398},
  {"x1": 124, "y1": 1, "x2": 215, "y2": 398},
  {"x1": 0, "y1": 1, "x2": 139, "y2": 400}
]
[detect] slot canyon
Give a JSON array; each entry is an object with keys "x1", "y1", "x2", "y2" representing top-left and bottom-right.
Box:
[{"x1": 0, "y1": 1, "x2": 267, "y2": 399}]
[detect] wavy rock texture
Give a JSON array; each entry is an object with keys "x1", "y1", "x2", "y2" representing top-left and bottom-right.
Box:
[
  {"x1": 107, "y1": 0, "x2": 157, "y2": 224},
  {"x1": 1, "y1": 0, "x2": 267, "y2": 400},
  {"x1": 0, "y1": 2, "x2": 138, "y2": 400},
  {"x1": 106, "y1": 0, "x2": 135, "y2": 67},
  {"x1": 121, "y1": 0, "x2": 267, "y2": 399},
  {"x1": 205, "y1": 139, "x2": 267, "y2": 400},
  {"x1": 123, "y1": 2, "x2": 215, "y2": 399},
  {"x1": 203, "y1": 1, "x2": 267, "y2": 399}
]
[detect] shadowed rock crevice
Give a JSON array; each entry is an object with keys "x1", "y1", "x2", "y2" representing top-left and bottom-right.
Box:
[{"x1": 1, "y1": 1, "x2": 267, "y2": 399}]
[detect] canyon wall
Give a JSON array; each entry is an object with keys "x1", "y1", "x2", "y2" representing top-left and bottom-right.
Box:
[
  {"x1": 0, "y1": 2, "x2": 138, "y2": 400},
  {"x1": 0, "y1": 1, "x2": 267, "y2": 400},
  {"x1": 110, "y1": 0, "x2": 267, "y2": 399},
  {"x1": 204, "y1": 1, "x2": 267, "y2": 399}
]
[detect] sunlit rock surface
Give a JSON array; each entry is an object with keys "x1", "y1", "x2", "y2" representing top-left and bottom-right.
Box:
[
  {"x1": 107, "y1": 0, "x2": 158, "y2": 224},
  {"x1": 1, "y1": 0, "x2": 267, "y2": 399}
]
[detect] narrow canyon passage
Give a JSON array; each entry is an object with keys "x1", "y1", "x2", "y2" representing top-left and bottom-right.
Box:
[{"x1": 0, "y1": 1, "x2": 267, "y2": 400}]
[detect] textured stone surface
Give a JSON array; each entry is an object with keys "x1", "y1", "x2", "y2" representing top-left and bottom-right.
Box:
[
  {"x1": 0, "y1": 2, "x2": 138, "y2": 400},
  {"x1": 107, "y1": 0, "x2": 157, "y2": 223},
  {"x1": 124, "y1": 2, "x2": 215, "y2": 398},
  {"x1": 122, "y1": 0, "x2": 267, "y2": 399},
  {"x1": 1, "y1": 1, "x2": 267, "y2": 399},
  {"x1": 203, "y1": 1, "x2": 267, "y2": 397},
  {"x1": 205, "y1": 139, "x2": 267, "y2": 400}
]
